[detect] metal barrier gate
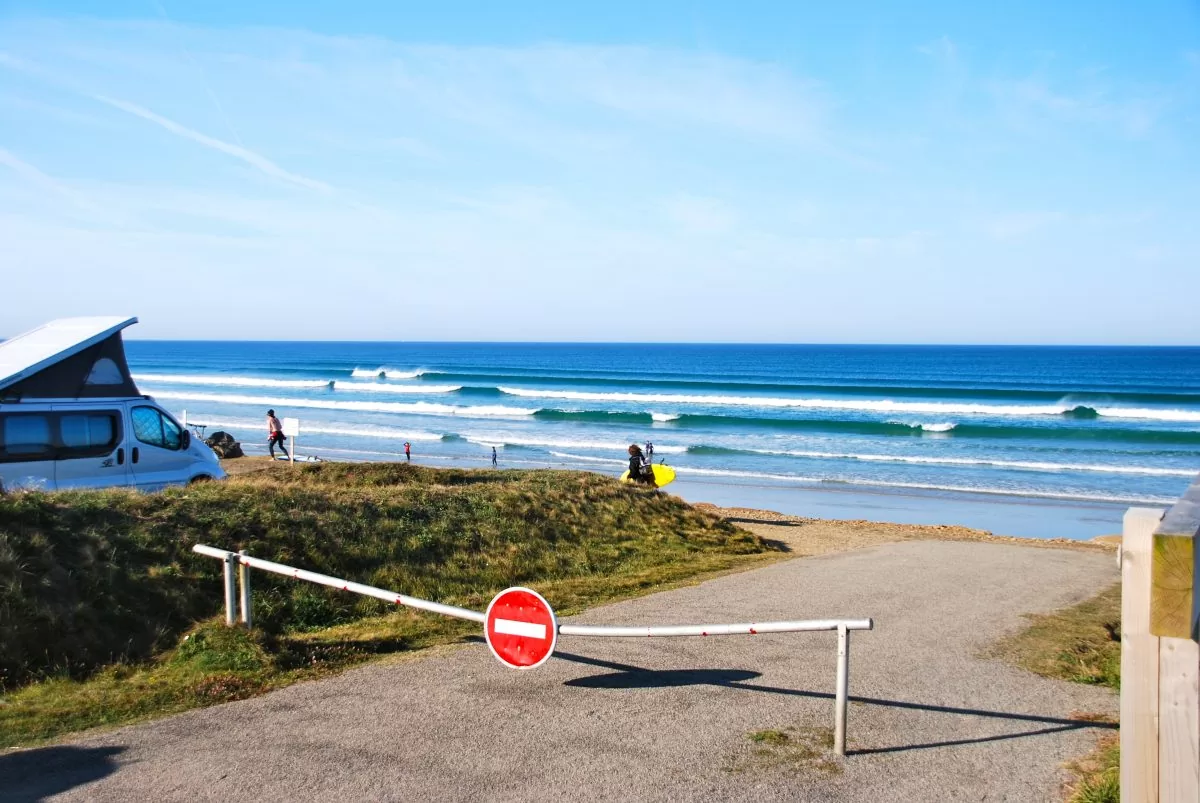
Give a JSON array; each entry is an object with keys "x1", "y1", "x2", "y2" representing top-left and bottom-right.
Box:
[{"x1": 194, "y1": 544, "x2": 873, "y2": 755}]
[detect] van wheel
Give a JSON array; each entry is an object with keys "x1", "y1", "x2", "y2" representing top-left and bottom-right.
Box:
[{"x1": 189, "y1": 475, "x2": 213, "y2": 485}]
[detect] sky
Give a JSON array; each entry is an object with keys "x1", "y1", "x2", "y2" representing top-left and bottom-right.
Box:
[{"x1": 0, "y1": 2, "x2": 1198, "y2": 343}]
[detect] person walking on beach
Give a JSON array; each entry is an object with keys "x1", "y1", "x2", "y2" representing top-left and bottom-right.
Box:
[
  {"x1": 404, "y1": 442, "x2": 411, "y2": 461},
  {"x1": 646, "y1": 441, "x2": 654, "y2": 462},
  {"x1": 492, "y1": 446, "x2": 498, "y2": 468},
  {"x1": 266, "y1": 409, "x2": 290, "y2": 461},
  {"x1": 627, "y1": 444, "x2": 656, "y2": 489}
]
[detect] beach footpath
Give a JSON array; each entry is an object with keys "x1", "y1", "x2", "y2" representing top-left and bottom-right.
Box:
[{"x1": 1, "y1": 503, "x2": 1119, "y2": 802}]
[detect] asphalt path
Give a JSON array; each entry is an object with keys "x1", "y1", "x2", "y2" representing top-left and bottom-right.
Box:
[{"x1": 1, "y1": 540, "x2": 1118, "y2": 802}]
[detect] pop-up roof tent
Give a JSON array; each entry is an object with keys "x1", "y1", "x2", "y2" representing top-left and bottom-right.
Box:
[{"x1": 0, "y1": 316, "x2": 141, "y2": 399}]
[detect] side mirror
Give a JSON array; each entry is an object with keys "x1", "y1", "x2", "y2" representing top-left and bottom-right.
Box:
[{"x1": 182, "y1": 429, "x2": 191, "y2": 449}]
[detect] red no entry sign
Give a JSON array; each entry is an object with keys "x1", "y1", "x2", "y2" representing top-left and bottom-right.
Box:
[{"x1": 485, "y1": 587, "x2": 557, "y2": 669}]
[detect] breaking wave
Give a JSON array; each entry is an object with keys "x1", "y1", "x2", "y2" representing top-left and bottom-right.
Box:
[
  {"x1": 466, "y1": 434, "x2": 686, "y2": 454},
  {"x1": 350, "y1": 367, "x2": 425, "y2": 379},
  {"x1": 685, "y1": 445, "x2": 1195, "y2": 477},
  {"x1": 496, "y1": 387, "x2": 1200, "y2": 422},
  {"x1": 186, "y1": 416, "x2": 444, "y2": 442},
  {"x1": 134, "y1": 373, "x2": 333, "y2": 389},
  {"x1": 149, "y1": 391, "x2": 536, "y2": 419}
]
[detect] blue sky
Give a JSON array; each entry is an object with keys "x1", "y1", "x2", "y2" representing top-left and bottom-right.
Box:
[{"x1": 1, "y1": 2, "x2": 1198, "y2": 343}]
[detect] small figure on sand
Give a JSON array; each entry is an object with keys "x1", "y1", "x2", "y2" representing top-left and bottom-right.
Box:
[
  {"x1": 646, "y1": 441, "x2": 654, "y2": 462},
  {"x1": 266, "y1": 409, "x2": 290, "y2": 461},
  {"x1": 492, "y1": 446, "x2": 498, "y2": 468},
  {"x1": 627, "y1": 444, "x2": 656, "y2": 488},
  {"x1": 404, "y1": 442, "x2": 411, "y2": 461}
]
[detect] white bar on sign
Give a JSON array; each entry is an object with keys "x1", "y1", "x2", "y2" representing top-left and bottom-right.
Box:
[{"x1": 494, "y1": 618, "x2": 547, "y2": 640}]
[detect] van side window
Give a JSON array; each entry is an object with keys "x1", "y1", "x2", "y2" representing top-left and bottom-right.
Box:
[
  {"x1": 132, "y1": 406, "x2": 183, "y2": 451},
  {"x1": 0, "y1": 414, "x2": 55, "y2": 462},
  {"x1": 60, "y1": 412, "x2": 121, "y2": 458}
]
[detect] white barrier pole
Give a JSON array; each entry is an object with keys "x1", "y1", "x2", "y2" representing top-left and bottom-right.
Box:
[
  {"x1": 835, "y1": 623, "x2": 849, "y2": 756},
  {"x1": 222, "y1": 552, "x2": 237, "y2": 626},
  {"x1": 558, "y1": 619, "x2": 872, "y2": 637},
  {"x1": 238, "y1": 549, "x2": 252, "y2": 628},
  {"x1": 194, "y1": 545, "x2": 486, "y2": 624}
]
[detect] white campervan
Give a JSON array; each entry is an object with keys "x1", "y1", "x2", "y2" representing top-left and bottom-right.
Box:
[{"x1": 0, "y1": 316, "x2": 225, "y2": 492}]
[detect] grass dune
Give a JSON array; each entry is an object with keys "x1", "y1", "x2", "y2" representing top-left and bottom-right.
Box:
[{"x1": 0, "y1": 463, "x2": 778, "y2": 745}]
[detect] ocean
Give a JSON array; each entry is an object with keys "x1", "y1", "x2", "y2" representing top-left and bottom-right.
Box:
[{"x1": 124, "y1": 342, "x2": 1200, "y2": 540}]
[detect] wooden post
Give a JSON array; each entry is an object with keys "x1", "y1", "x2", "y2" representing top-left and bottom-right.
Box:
[
  {"x1": 1123, "y1": 507, "x2": 1165, "y2": 802},
  {"x1": 1151, "y1": 478, "x2": 1200, "y2": 800}
]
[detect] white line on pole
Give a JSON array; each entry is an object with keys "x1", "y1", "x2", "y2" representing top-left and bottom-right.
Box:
[{"x1": 558, "y1": 619, "x2": 872, "y2": 637}]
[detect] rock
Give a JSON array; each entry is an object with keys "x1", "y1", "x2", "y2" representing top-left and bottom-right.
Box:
[{"x1": 205, "y1": 431, "x2": 244, "y2": 459}]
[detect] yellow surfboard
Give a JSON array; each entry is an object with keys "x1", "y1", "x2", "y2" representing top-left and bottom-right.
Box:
[{"x1": 620, "y1": 463, "x2": 677, "y2": 488}]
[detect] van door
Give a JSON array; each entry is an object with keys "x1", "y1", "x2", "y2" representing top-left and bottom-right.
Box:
[
  {"x1": 53, "y1": 406, "x2": 132, "y2": 490},
  {"x1": 0, "y1": 411, "x2": 58, "y2": 492},
  {"x1": 127, "y1": 402, "x2": 189, "y2": 490}
]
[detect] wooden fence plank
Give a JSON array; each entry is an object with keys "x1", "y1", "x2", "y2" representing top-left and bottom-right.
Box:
[
  {"x1": 1158, "y1": 636, "x2": 1200, "y2": 801},
  {"x1": 1123, "y1": 507, "x2": 1165, "y2": 803}
]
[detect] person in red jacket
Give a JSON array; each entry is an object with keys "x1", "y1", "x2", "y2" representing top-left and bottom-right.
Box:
[
  {"x1": 266, "y1": 409, "x2": 290, "y2": 460},
  {"x1": 404, "y1": 442, "x2": 411, "y2": 461}
]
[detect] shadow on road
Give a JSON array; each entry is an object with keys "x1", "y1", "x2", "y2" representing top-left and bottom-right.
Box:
[
  {"x1": 554, "y1": 649, "x2": 1116, "y2": 755},
  {"x1": 0, "y1": 745, "x2": 124, "y2": 803}
]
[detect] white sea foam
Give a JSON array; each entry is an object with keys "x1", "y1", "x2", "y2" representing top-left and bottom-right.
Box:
[
  {"x1": 1093, "y1": 407, "x2": 1200, "y2": 423},
  {"x1": 737, "y1": 447, "x2": 1196, "y2": 477},
  {"x1": 545, "y1": 455, "x2": 1176, "y2": 504},
  {"x1": 186, "y1": 416, "x2": 444, "y2": 442},
  {"x1": 549, "y1": 451, "x2": 624, "y2": 465},
  {"x1": 497, "y1": 386, "x2": 1200, "y2": 422},
  {"x1": 136, "y1": 373, "x2": 458, "y2": 394},
  {"x1": 664, "y1": 465, "x2": 1175, "y2": 505},
  {"x1": 134, "y1": 373, "x2": 333, "y2": 389},
  {"x1": 651, "y1": 413, "x2": 681, "y2": 422},
  {"x1": 338, "y1": 382, "x2": 461, "y2": 394},
  {"x1": 350, "y1": 367, "x2": 424, "y2": 379},
  {"x1": 888, "y1": 421, "x2": 958, "y2": 432},
  {"x1": 466, "y1": 434, "x2": 686, "y2": 454},
  {"x1": 150, "y1": 391, "x2": 536, "y2": 419}
]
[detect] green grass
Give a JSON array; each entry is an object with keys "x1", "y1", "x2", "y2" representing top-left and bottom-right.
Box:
[
  {"x1": 989, "y1": 583, "x2": 1121, "y2": 690},
  {"x1": 732, "y1": 726, "x2": 840, "y2": 775},
  {"x1": 988, "y1": 583, "x2": 1121, "y2": 802},
  {"x1": 1067, "y1": 735, "x2": 1119, "y2": 803},
  {"x1": 0, "y1": 463, "x2": 781, "y2": 746}
]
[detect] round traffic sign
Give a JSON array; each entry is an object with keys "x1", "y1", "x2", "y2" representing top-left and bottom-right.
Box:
[{"x1": 484, "y1": 587, "x2": 557, "y2": 670}]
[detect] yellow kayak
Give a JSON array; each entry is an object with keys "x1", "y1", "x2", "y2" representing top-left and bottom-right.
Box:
[{"x1": 620, "y1": 463, "x2": 677, "y2": 488}]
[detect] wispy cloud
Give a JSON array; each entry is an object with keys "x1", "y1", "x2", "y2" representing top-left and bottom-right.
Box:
[
  {"x1": 90, "y1": 94, "x2": 332, "y2": 191},
  {"x1": 918, "y1": 35, "x2": 958, "y2": 66},
  {"x1": 0, "y1": 145, "x2": 131, "y2": 226},
  {"x1": 990, "y1": 77, "x2": 1167, "y2": 137}
]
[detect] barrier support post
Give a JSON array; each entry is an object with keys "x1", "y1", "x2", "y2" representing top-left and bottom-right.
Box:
[
  {"x1": 238, "y1": 550, "x2": 252, "y2": 628},
  {"x1": 835, "y1": 623, "x2": 849, "y2": 756},
  {"x1": 222, "y1": 552, "x2": 237, "y2": 626}
]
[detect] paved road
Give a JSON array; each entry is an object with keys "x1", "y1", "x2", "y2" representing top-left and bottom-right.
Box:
[{"x1": 2, "y1": 540, "x2": 1118, "y2": 802}]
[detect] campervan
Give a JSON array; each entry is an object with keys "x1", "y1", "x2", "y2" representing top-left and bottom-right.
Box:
[{"x1": 0, "y1": 316, "x2": 225, "y2": 492}]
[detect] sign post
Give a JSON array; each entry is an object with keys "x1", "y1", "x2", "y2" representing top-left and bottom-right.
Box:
[
  {"x1": 282, "y1": 417, "x2": 299, "y2": 464},
  {"x1": 484, "y1": 587, "x2": 557, "y2": 669}
]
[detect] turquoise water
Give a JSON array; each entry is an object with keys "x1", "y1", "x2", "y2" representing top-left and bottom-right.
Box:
[{"x1": 125, "y1": 342, "x2": 1200, "y2": 539}]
